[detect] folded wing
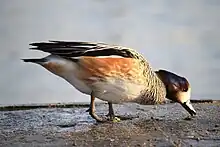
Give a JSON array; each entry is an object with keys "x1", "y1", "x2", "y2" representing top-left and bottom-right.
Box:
[{"x1": 30, "y1": 40, "x2": 141, "y2": 59}]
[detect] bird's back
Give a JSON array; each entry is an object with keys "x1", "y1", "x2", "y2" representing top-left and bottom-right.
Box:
[{"x1": 25, "y1": 41, "x2": 167, "y2": 104}]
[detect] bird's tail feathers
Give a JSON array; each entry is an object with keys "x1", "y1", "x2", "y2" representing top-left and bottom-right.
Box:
[{"x1": 22, "y1": 58, "x2": 48, "y2": 64}]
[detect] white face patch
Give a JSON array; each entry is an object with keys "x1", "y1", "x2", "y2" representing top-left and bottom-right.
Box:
[{"x1": 177, "y1": 87, "x2": 191, "y2": 103}]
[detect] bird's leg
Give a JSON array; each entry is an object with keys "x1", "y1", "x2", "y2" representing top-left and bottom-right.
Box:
[
  {"x1": 87, "y1": 102, "x2": 115, "y2": 119},
  {"x1": 106, "y1": 102, "x2": 121, "y2": 122},
  {"x1": 106, "y1": 102, "x2": 115, "y2": 120},
  {"x1": 88, "y1": 93, "x2": 104, "y2": 122}
]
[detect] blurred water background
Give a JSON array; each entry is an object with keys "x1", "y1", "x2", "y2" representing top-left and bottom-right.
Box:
[{"x1": 0, "y1": 0, "x2": 219, "y2": 105}]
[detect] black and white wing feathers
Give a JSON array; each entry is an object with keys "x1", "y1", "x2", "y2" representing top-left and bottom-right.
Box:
[{"x1": 30, "y1": 40, "x2": 139, "y2": 58}]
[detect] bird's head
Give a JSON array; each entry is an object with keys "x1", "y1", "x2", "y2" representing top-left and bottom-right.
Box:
[{"x1": 155, "y1": 69, "x2": 196, "y2": 116}]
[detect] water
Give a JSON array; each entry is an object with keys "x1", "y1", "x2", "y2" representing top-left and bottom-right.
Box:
[{"x1": 0, "y1": 0, "x2": 219, "y2": 105}]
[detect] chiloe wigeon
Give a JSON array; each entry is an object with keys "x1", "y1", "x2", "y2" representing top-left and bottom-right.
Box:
[{"x1": 22, "y1": 41, "x2": 196, "y2": 122}]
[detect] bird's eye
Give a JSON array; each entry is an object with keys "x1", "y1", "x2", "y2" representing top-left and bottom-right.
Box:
[{"x1": 182, "y1": 88, "x2": 188, "y2": 92}]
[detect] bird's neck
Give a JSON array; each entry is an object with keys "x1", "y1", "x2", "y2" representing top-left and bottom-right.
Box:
[{"x1": 137, "y1": 71, "x2": 167, "y2": 105}]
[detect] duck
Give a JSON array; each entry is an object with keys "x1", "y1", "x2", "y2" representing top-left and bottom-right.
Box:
[{"x1": 22, "y1": 40, "x2": 196, "y2": 122}]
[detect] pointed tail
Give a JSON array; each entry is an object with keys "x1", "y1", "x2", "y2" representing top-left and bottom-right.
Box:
[{"x1": 22, "y1": 58, "x2": 47, "y2": 64}]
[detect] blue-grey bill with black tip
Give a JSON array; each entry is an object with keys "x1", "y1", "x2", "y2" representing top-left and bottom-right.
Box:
[{"x1": 181, "y1": 100, "x2": 196, "y2": 116}]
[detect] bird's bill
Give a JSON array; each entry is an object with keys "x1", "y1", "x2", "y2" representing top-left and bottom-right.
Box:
[{"x1": 181, "y1": 100, "x2": 196, "y2": 116}]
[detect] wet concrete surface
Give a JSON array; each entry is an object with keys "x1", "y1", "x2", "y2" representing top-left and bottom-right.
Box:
[{"x1": 0, "y1": 101, "x2": 219, "y2": 147}]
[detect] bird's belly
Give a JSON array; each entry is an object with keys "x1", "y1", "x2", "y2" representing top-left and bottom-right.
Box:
[
  {"x1": 64, "y1": 74, "x2": 145, "y2": 103},
  {"x1": 65, "y1": 74, "x2": 92, "y2": 95},
  {"x1": 91, "y1": 78, "x2": 145, "y2": 103}
]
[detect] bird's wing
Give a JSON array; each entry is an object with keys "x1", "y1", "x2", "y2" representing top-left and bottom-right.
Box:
[{"x1": 30, "y1": 40, "x2": 143, "y2": 59}]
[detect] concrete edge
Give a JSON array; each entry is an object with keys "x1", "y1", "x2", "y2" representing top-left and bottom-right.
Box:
[{"x1": 0, "y1": 99, "x2": 219, "y2": 111}]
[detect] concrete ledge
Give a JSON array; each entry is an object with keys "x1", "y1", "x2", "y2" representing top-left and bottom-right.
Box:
[
  {"x1": 1, "y1": 99, "x2": 219, "y2": 111},
  {"x1": 0, "y1": 101, "x2": 219, "y2": 147}
]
